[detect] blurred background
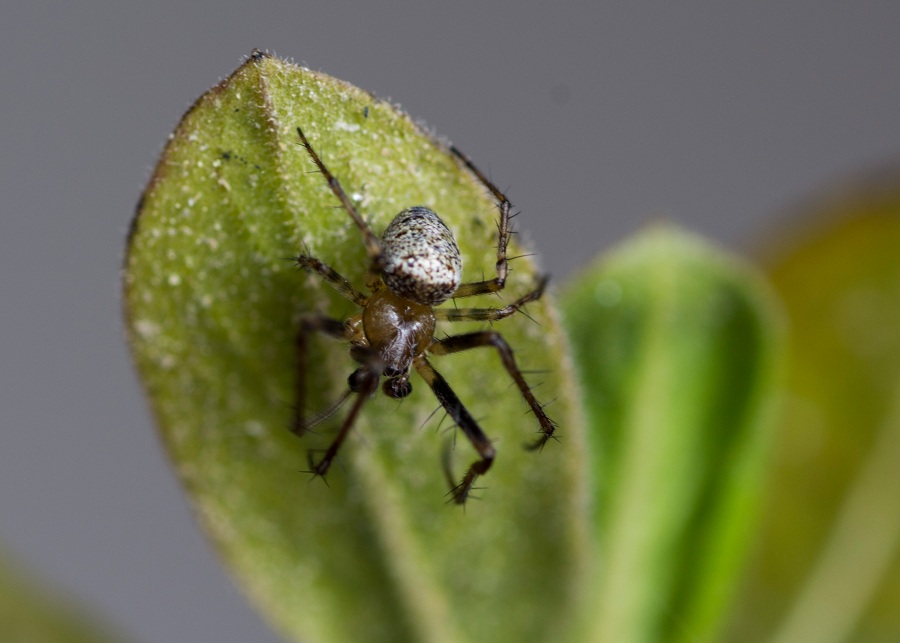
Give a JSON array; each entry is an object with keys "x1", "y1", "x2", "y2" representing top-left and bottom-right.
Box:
[{"x1": 2, "y1": 2, "x2": 900, "y2": 641}]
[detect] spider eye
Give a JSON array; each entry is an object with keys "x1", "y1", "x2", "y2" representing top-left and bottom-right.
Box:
[{"x1": 383, "y1": 377, "x2": 412, "y2": 399}]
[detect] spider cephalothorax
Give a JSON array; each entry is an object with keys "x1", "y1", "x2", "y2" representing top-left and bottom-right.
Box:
[{"x1": 292, "y1": 126, "x2": 556, "y2": 504}]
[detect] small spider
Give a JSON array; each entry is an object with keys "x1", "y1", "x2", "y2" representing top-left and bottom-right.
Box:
[{"x1": 292, "y1": 126, "x2": 557, "y2": 504}]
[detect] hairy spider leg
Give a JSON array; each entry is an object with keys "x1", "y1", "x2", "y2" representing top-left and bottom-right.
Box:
[
  {"x1": 293, "y1": 314, "x2": 379, "y2": 477},
  {"x1": 428, "y1": 331, "x2": 557, "y2": 450},
  {"x1": 296, "y1": 126, "x2": 384, "y2": 268},
  {"x1": 295, "y1": 255, "x2": 368, "y2": 307},
  {"x1": 292, "y1": 315, "x2": 355, "y2": 437},
  {"x1": 307, "y1": 366, "x2": 379, "y2": 477},
  {"x1": 449, "y1": 145, "x2": 511, "y2": 298},
  {"x1": 414, "y1": 357, "x2": 495, "y2": 504},
  {"x1": 434, "y1": 275, "x2": 548, "y2": 322}
]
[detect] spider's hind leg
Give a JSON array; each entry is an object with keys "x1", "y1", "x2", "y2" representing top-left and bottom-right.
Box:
[
  {"x1": 295, "y1": 255, "x2": 368, "y2": 307},
  {"x1": 449, "y1": 145, "x2": 512, "y2": 298},
  {"x1": 296, "y1": 126, "x2": 384, "y2": 267}
]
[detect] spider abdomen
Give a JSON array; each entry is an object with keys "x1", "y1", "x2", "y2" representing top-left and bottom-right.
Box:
[{"x1": 381, "y1": 207, "x2": 462, "y2": 306}]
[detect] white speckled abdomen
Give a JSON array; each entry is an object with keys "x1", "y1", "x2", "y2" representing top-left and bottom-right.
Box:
[{"x1": 380, "y1": 207, "x2": 462, "y2": 306}]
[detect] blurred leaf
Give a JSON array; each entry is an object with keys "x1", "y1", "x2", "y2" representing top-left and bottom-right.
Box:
[
  {"x1": 124, "y1": 52, "x2": 587, "y2": 643},
  {"x1": 561, "y1": 227, "x2": 784, "y2": 642},
  {"x1": 726, "y1": 174, "x2": 900, "y2": 643},
  {"x1": 0, "y1": 548, "x2": 125, "y2": 643}
]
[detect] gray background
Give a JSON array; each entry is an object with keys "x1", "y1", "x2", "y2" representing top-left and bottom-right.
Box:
[{"x1": 2, "y1": 2, "x2": 899, "y2": 641}]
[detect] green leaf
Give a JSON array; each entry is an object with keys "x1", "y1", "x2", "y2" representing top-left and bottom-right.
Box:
[
  {"x1": 0, "y1": 547, "x2": 126, "y2": 643},
  {"x1": 560, "y1": 227, "x2": 784, "y2": 642},
  {"x1": 124, "y1": 52, "x2": 588, "y2": 643},
  {"x1": 726, "y1": 176, "x2": 900, "y2": 643}
]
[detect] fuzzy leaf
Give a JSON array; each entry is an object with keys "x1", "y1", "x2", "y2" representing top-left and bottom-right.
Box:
[
  {"x1": 726, "y1": 176, "x2": 900, "y2": 643},
  {"x1": 561, "y1": 228, "x2": 784, "y2": 642},
  {"x1": 0, "y1": 548, "x2": 125, "y2": 643},
  {"x1": 124, "y1": 52, "x2": 587, "y2": 643}
]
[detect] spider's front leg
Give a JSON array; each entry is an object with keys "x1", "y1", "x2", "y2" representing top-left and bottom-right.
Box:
[
  {"x1": 306, "y1": 365, "x2": 379, "y2": 478},
  {"x1": 414, "y1": 357, "x2": 495, "y2": 504},
  {"x1": 293, "y1": 315, "x2": 377, "y2": 478},
  {"x1": 428, "y1": 331, "x2": 557, "y2": 450},
  {"x1": 293, "y1": 315, "x2": 354, "y2": 437}
]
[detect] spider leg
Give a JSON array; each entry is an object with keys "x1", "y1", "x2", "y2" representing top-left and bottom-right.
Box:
[
  {"x1": 296, "y1": 126, "x2": 384, "y2": 266},
  {"x1": 449, "y1": 145, "x2": 511, "y2": 298},
  {"x1": 307, "y1": 365, "x2": 379, "y2": 478},
  {"x1": 436, "y1": 275, "x2": 548, "y2": 322},
  {"x1": 294, "y1": 314, "x2": 380, "y2": 478},
  {"x1": 292, "y1": 314, "x2": 353, "y2": 437},
  {"x1": 428, "y1": 331, "x2": 557, "y2": 450},
  {"x1": 414, "y1": 357, "x2": 495, "y2": 504},
  {"x1": 296, "y1": 254, "x2": 368, "y2": 307}
]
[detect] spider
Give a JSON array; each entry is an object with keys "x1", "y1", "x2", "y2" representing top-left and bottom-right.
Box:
[{"x1": 292, "y1": 126, "x2": 557, "y2": 504}]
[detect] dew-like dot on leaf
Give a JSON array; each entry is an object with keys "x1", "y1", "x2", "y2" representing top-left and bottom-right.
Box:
[
  {"x1": 134, "y1": 319, "x2": 161, "y2": 339},
  {"x1": 334, "y1": 120, "x2": 360, "y2": 133},
  {"x1": 244, "y1": 420, "x2": 265, "y2": 437},
  {"x1": 203, "y1": 237, "x2": 219, "y2": 250},
  {"x1": 168, "y1": 273, "x2": 182, "y2": 286}
]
